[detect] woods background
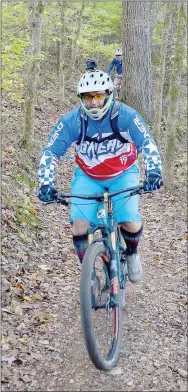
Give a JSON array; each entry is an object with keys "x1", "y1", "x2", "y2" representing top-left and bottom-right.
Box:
[{"x1": 1, "y1": 2, "x2": 187, "y2": 390}]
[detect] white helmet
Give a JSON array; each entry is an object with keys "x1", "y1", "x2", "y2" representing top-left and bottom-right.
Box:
[
  {"x1": 77, "y1": 70, "x2": 113, "y2": 120},
  {"x1": 115, "y1": 49, "x2": 123, "y2": 56},
  {"x1": 77, "y1": 69, "x2": 113, "y2": 95}
]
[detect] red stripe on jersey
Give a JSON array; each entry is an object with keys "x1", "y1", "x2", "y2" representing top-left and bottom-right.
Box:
[{"x1": 75, "y1": 143, "x2": 137, "y2": 180}]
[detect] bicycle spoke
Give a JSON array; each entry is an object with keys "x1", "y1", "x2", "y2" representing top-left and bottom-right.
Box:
[
  {"x1": 80, "y1": 242, "x2": 124, "y2": 370},
  {"x1": 90, "y1": 255, "x2": 120, "y2": 360}
]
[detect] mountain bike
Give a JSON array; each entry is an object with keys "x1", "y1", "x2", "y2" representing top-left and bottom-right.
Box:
[
  {"x1": 113, "y1": 73, "x2": 122, "y2": 100},
  {"x1": 47, "y1": 184, "x2": 145, "y2": 371}
]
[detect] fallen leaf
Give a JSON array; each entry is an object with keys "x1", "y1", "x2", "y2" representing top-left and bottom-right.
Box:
[
  {"x1": 5, "y1": 146, "x2": 15, "y2": 153},
  {"x1": 107, "y1": 367, "x2": 123, "y2": 376},
  {"x1": 14, "y1": 305, "x2": 23, "y2": 316},
  {"x1": 18, "y1": 338, "x2": 28, "y2": 345},
  {"x1": 22, "y1": 296, "x2": 32, "y2": 301},
  {"x1": 51, "y1": 314, "x2": 59, "y2": 318},
  {"x1": 142, "y1": 319, "x2": 149, "y2": 327},
  {"x1": 16, "y1": 283, "x2": 24, "y2": 293},
  {"x1": 142, "y1": 322, "x2": 149, "y2": 327},
  {"x1": 168, "y1": 196, "x2": 177, "y2": 201},
  {"x1": 38, "y1": 340, "x2": 49, "y2": 345},
  {"x1": 31, "y1": 294, "x2": 43, "y2": 301},
  {"x1": 36, "y1": 311, "x2": 50, "y2": 323},
  {"x1": 38, "y1": 264, "x2": 53, "y2": 274}
]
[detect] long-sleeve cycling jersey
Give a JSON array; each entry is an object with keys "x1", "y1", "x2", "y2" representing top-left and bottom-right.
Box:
[
  {"x1": 107, "y1": 58, "x2": 122, "y2": 74},
  {"x1": 38, "y1": 102, "x2": 162, "y2": 187}
]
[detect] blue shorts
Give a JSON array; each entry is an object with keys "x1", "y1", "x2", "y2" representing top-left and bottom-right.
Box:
[{"x1": 70, "y1": 164, "x2": 141, "y2": 224}]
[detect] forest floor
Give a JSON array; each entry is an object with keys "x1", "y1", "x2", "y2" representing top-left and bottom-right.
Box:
[{"x1": 1, "y1": 88, "x2": 187, "y2": 392}]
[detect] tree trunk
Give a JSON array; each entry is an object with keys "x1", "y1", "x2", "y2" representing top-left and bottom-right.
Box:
[
  {"x1": 22, "y1": 0, "x2": 44, "y2": 151},
  {"x1": 59, "y1": 0, "x2": 66, "y2": 107},
  {"x1": 152, "y1": 2, "x2": 176, "y2": 144},
  {"x1": 164, "y1": 3, "x2": 186, "y2": 189},
  {"x1": 162, "y1": 4, "x2": 179, "y2": 119},
  {"x1": 120, "y1": 1, "x2": 153, "y2": 125},
  {"x1": 71, "y1": 1, "x2": 85, "y2": 71}
]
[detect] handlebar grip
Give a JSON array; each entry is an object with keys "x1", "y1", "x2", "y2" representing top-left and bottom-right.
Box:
[
  {"x1": 58, "y1": 199, "x2": 69, "y2": 206},
  {"x1": 55, "y1": 194, "x2": 69, "y2": 206}
]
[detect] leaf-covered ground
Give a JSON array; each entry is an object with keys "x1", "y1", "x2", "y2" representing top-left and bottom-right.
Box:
[{"x1": 1, "y1": 89, "x2": 187, "y2": 391}]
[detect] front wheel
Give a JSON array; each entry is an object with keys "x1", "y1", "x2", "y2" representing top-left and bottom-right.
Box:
[{"x1": 80, "y1": 242, "x2": 123, "y2": 371}]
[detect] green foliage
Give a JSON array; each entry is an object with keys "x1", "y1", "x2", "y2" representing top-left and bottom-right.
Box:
[
  {"x1": 80, "y1": 2, "x2": 122, "y2": 58},
  {"x1": 2, "y1": 0, "x2": 186, "y2": 106},
  {"x1": 2, "y1": 1, "x2": 122, "y2": 102},
  {"x1": 2, "y1": 2, "x2": 29, "y2": 102},
  {"x1": 2, "y1": 191, "x2": 41, "y2": 231},
  {"x1": 152, "y1": 22, "x2": 165, "y2": 45},
  {"x1": 2, "y1": 160, "x2": 39, "y2": 232},
  {"x1": 14, "y1": 197, "x2": 40, "y2": 230},
  {"x1": 15, "y1": 172, "x2": 36, "y2": 190}
]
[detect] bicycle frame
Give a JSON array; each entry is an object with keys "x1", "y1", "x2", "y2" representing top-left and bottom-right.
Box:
[
  {"x1": 114, "y1": 74, "x2": 122, "y2": 87},
  {"x1": 86, "y1": 190, "x2": 126, "y2": 307},
  {"x1": 113, "y1": 74, "x2": 122, "y2": 99},
  {"x1": 44, "y1": 184, "x2": 155, "y2": 370},
  {"x1": 46, "y1": 185, "x2": 145, "y2": 308}
]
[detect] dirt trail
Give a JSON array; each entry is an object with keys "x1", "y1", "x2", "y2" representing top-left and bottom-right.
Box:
[
  {"x1": 2, "y1": 180, "x2": 187, "y2": 391},
  {"x1": 2, "y1": 93, "x2": 187, "y2": 391}
]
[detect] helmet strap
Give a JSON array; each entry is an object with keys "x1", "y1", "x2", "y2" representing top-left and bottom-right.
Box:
[{"x1": 79, "y1": 94, "x2": 113, "y2": 121}]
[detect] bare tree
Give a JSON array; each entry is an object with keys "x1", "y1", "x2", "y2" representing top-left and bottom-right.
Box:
[
  {"x1": 152, "y1": 2, "x2": 177, "y2": 144},
  {"x1": 162, "y1": 5, "x2": 180, "y2": 120},
  {"x1": 71, "y1": 0, "x2": 85, "y2": 72},
  {"x1": 22, "y1": 0, "x2": 44, "y2": 150},
  {"x1": 164, "y1": 3, "x2": 187, "y2": 189},
  {"x1": 120, "y1": 1, "x2": 153, "y2": 125}
]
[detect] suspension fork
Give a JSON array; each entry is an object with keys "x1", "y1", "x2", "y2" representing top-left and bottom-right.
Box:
[{"x1": 107, "y1": 195, "x2": 119, "y2": 307}]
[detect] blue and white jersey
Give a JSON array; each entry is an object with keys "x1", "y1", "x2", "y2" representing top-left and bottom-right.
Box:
[{"x1": 38, "y1": 102, "x2": 162, "y2": 187}]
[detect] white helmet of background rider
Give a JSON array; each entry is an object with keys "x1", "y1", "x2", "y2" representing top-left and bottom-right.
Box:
[
  {"x1": 77, "y1": 69, "x2": 114, "y2": 121},
  {"x1": 115, "y1": 49, "x2": 123, "y2": 56}
]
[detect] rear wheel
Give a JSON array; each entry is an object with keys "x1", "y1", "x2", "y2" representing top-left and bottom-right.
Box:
[{"x1": 80, "y1": 242, "x2": 123, "y2": 371}]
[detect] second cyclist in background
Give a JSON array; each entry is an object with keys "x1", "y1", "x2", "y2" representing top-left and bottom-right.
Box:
[
  {"x1": 107, "y1": 49, "x2": 123, "y2": 76},
  {"x1": 86, "y1": 58, "x2": 98, "y2": 72},
  {"x1": 107, "y1": 49, "x2": 123, "y2": 99}
]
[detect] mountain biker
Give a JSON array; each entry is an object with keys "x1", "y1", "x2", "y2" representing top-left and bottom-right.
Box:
[
  {"x1": 85, "y1": 58, "x2": 98, "y2": 72},
  {"x1": 38, "y1": 69, "x2": 163, "y2": 284},
  {"x1": 107, "y1": 49, "x2": 123, "y2": 75}
]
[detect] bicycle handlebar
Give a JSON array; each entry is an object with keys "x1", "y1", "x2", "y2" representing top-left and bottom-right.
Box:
[{"x1": 45, "y1": 185, "x2": 149, "y2": 206}]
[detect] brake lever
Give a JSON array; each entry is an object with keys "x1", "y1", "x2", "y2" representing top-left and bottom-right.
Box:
[
  {"x1": 44, "y1": 200, "x2": 56, "y2": 205},
  {"x1": 130, "y1": 189, "x2": 153, "y2": 196}
]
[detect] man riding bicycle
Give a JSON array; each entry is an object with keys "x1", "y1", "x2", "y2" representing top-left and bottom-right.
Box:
[
  {"x1": 107, "y1": 49, "x2": 123, "y2": 99},
  {"x1": 85, "y1": 58, "x2": 98, "y2": 72},
  {"x1": 107, "y1": 49, "x2": 123, "y2": 75},
  {"x1": 38, "y1": 69, "x2": 162, "y2": 284}
]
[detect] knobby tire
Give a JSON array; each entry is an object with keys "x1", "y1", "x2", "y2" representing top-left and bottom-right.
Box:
[{"x1": 80, "y1": 242, "x2": 123, "y2": 371}]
